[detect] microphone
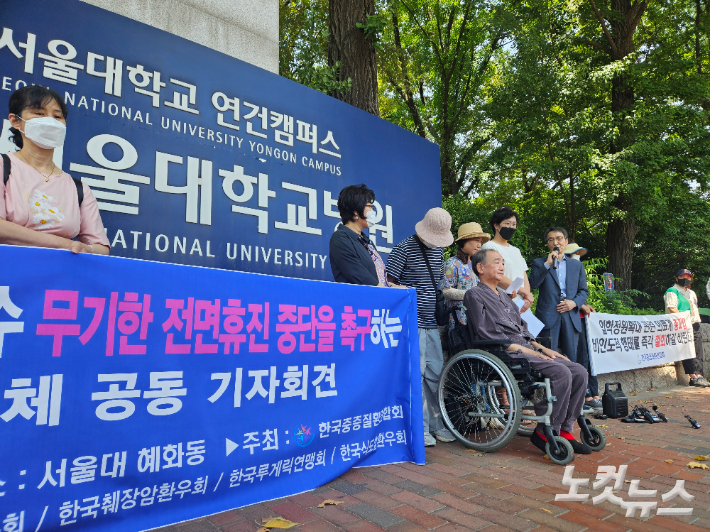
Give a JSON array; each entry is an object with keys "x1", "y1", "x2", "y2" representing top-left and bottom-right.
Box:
[{"x1": 552, "y1": 246, "x2": 559, "y2": 270}]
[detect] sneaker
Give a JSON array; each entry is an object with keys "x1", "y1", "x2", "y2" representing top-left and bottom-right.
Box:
[
  {"x1": 424, "y1": 432, "x2": 437, "y2": 447},
  {"x1": 568, "y1": 439, "x2": 592, "y2": 454},
  {"x1": 582, "y1": 404, "x2": 595, "y2": 414},
  {"x1": 433, "y1": 429, "x2": 455, "y2": 443},
  {"x1": 585, "y1": 398, "x2": 603, "y2": 411},
  {"x1": 691, "y1": 376, "x2": 710, "y2": 388}
]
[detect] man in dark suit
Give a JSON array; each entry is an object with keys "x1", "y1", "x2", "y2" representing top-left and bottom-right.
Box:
[{"x1": 529, "y1": 227, "x2": 589, "y2": 362}]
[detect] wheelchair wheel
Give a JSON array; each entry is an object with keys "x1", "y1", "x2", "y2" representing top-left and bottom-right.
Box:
[
  {"x1": 580, "y1": 423, "x2": 606, "y2": 451},
  {"x1": 438, "y1": 350, "x2": 522, "y2": 452},
  {"x1": 546, "y1": 436, "x2": 574, "y2": 465}
]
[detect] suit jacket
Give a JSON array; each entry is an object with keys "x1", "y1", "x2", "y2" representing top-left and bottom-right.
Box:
[
  {"x1": 329, "y1": 225, "x2": 379, "y2": 285},
  {"x1": 528, "y1": 256, "x2": 588, "y2": 331}
]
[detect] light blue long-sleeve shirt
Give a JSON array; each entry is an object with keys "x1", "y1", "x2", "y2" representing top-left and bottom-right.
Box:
[{"x1": 544, "y1": 256, "x2": 567, "y2": 298}]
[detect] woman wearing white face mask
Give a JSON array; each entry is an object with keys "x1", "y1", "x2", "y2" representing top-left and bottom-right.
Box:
[
  {"x1": 563, "y1": 242, "x2": 587, "y2": 261},
  {"x1": 329, "y1": 184, "x2": 391, "y2": 286},
  {"x1": 0, "y1": 85, "x2": 110, "y2": 254}
]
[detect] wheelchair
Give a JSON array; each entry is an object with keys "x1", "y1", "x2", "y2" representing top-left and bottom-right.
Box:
[{"x1": 438, "y1": 316, "x2": 606, "y2": 465}]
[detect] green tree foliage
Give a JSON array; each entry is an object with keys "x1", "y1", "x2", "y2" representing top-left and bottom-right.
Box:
[
  {"x1": 376, "y1": 0, "x2": 515, "y2": 196},
  {"x1": 279, "y1": 0, "x2": 352, "y2": 94},
  {"x1": 584, "y1": 258, "x2": 657, "y2": 315},
  {"x1": 280, "y1": 0, "x2": 710, "y2": 312},
  {"x1": 473, "y1": 0, "x2": 710, "y2": 306}
]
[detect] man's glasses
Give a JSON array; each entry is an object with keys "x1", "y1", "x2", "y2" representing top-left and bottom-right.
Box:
[{"x1": 547, "y1": 236, "x2": 566, "y2": 243}]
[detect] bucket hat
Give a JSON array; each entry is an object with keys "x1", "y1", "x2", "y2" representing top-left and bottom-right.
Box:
[
  {"x1": 415, "y1": 208, "x2": 454, "y2": 248},
  {"x1": 456, "y1": 222, "x2": 490, "y2": 243},
  {"x1": 564, "y1": 243, "x2": 588, "y2": 257}
]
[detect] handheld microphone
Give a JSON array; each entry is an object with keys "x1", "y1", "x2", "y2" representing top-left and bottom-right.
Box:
[{"x1": 552, "y1": 246, "x2": 559, "y2": 270}]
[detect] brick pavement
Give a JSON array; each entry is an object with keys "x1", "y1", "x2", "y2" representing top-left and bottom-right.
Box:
[{"x1": 155, "y1": 387, "x2": 710, "y2": 532}]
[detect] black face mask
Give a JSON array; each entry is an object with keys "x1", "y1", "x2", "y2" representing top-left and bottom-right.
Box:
[
  {"x1": 678, "y1": 278, "x2": 691, "y2": 288},
  {"x1": 498, "y1": 227, "x2": 516, "y2": 241}
]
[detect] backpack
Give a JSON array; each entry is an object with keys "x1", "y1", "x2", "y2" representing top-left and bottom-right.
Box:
[{"x1": 2, "y1": 153, "x2": 83, "y2": 206}]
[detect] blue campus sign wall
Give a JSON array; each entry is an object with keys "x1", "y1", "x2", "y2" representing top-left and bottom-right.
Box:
[{"x1": 0, "y1": 0, "x2": 442, "y2": 280}]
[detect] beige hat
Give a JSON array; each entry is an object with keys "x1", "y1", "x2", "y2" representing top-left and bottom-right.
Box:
[
  {"x1": 564, "y1": 243, "x2": 588, "y2": 256},
  {"x1": 456, "y1": 222, "x2": 490, "y2": 243},
  {"x1": 415, "y1": 207, "x2": 454, "y2": 248}
]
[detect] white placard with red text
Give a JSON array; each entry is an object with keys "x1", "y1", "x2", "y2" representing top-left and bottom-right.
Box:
[{"x1": 587, "y1": 311, "x2": 694, "y2": 375}]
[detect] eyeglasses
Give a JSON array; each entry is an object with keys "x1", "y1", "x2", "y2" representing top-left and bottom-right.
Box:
[{"x1": 547, "y1": 236, "x2": 566, "y2": 243}]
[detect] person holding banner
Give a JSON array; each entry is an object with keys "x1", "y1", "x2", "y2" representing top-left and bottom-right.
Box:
[
  {"x1": 330, "y1": 184, "x2": 386, "y2": 286},
  {"x1": 387, "y1": 208, "x2": 456, "y2": 447},
  {"x1": 665, "y1": 269, "x2": 710, "y2": 387},
  {"x1": 0, "y1": 86, "x2": 110, "y2": 254}
]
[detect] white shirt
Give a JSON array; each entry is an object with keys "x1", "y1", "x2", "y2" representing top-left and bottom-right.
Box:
[{"x1": 481, "y1": 240, "x2": 529, "y2": 282}]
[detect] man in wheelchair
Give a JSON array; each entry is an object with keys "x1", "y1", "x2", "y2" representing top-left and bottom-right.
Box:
[{"x1": 463, "y1": 248, "x2": 592, "y2": 456}]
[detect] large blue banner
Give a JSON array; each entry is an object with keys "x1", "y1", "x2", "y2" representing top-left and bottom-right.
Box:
[
  {"x1": 0, "y1": 0, "x2": 442, "y2": 281},
  {"x1": 0, "y1": 245, "x2": 425, "y2": 531}
]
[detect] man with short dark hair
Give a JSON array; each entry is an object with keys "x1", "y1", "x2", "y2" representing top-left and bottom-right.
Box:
[
  {"x1": 464, "y1": 249, "x2": 591, "y2": 456},
  {"x1": 529, "y1": 227, "x2": 588, "y2": 364}
]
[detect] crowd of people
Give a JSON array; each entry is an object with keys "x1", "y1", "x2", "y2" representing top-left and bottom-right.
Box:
[
  {"x1": 2, "y1": 84, "x2": 707, "y2": 458},
  {"x1": 328, "y1": 183, "x2": 710, "y2": 457}
]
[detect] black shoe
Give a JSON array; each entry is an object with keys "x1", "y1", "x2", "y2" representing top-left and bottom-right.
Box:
[
  {"x1": 568, "y1": 438, "x2": 592, "y2": 454},
  {"x1": 530, "y1": 430, "x2": 547, "y2": 453}
]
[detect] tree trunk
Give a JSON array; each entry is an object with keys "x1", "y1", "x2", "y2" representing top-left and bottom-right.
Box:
[
  {"x1": 328, "y1": 0, "x2": 379, "y2": 116},
  {"x1": 440, "y1": 137, "x2": 457, "y2": 196},
  {"x1": 588, "y1": 0, "x2": 648, "y2": 289},
  {"x1": 606, "y1": 218, "x2": 638, "y2": 290}
]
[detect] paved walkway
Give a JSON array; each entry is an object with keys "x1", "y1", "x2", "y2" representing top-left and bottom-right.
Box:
[{"x1": 158, "y1": 386, "x2": 710, "y2": 532}]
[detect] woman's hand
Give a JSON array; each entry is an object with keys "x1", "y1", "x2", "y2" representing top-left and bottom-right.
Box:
[
  {"x1": 68, "y1": 241, "x2": 85, "y2": 254},
  {"x1": 68, "y1": 241, "x2": 95, "y2": 254},
  {"x1": 580, "y1": 303, "x2": 595, "y2": 317},
  {"x1": 520, "y1": 297, "x2": 532, "y2": 313}
]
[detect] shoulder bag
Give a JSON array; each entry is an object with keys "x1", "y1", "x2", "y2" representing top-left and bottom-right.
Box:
[{"x1": 415, "y1": 237, "x2": 448, "y2": 326}]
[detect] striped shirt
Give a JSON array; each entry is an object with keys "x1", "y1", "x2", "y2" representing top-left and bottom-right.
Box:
[{"x1": 386, "y1": 235, "x2": 444, "y2": 328}]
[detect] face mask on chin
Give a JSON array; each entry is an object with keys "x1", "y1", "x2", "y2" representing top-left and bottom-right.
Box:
[{"x1": 498, "y1": 227, "x2": 516, "y2": 241}]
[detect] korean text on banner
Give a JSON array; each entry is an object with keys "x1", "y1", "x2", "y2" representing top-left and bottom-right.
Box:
[
  {"x1": 0, "y1": 245, "x2": 425, "y2": 532},
  {"x1": 586, "y1": 311, "x2": 695, "y2": 375}
]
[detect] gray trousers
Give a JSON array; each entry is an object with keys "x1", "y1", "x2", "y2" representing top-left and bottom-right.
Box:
[
  {"x1": 510, "y1": 351, "x2": 587, "y2": 433},
  {"x1": 540, "y1": 311, "x2": 579, "y2": 363},
  {"x1": 683, "y1": 323, "x2": 705, "y2": 376},
  {"x1": 419, "y1": 328, "x2": 444, "y2": 434}
]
